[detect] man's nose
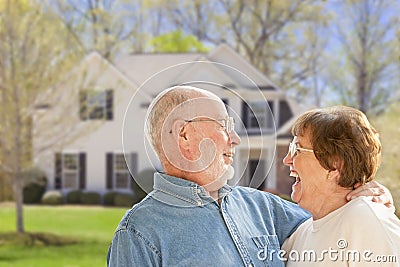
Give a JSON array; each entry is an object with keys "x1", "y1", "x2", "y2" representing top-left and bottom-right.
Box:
[{"x1": 229, "y1": 130, "x2": 241, "y2": 146}]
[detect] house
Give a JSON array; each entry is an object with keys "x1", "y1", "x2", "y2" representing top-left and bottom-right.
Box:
[{"x1": 33, "y1": 44, "x2": 301, "y2": 198}]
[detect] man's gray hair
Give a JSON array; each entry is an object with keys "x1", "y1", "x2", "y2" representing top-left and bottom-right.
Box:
[{"x1": 145, "y1": 86, "x2": 206, "y2": 158}]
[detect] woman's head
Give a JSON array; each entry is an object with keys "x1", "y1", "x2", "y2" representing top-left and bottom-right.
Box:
[{"x1": 291, "y1": 106, "x2": 381, "y2": 188}]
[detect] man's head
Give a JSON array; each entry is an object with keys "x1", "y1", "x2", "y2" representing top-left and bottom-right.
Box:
[{"x1": 145, "y1": 86, "x2": 240, "y2": 190}]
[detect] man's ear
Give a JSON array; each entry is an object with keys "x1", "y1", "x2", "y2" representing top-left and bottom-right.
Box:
[
  {"x1": 171, "y1": 120, "x2": 185, "y2": 140},
  {"x1": 171, "y1": 120, "x2": 191, "y2": 150},
  {"x1": 174, "y1": 120, "x2": 198, "y2": 160}
]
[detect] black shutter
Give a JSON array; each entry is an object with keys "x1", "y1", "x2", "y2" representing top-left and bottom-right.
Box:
[
  {"x1": 79, "y1": 91, "x2": 87, "y2": 120},
  {"x1": 241, "y1": 101, "x2": 248, "y2": 128},
  {"x1": 130, "y1": 153, "x2": 146, "y2": 201},
  {"x1": 105, "y1": 89, "x2": 113, "y2": 120},
  {"x1": 278, "y1": 100, "x2": 292, "y2": 127},
  {"x1": 129, "y1": 153, "x2": 138, "y2": 191},
  {"x1": 106, "y1": 153, "x2": 113, "y2": 189},
  {"x1": 79, "y1": 152, "x2": 86, "y2": 189},
  {"x1": 55, "y1": 153, "x2": 62, "y2": 189}
]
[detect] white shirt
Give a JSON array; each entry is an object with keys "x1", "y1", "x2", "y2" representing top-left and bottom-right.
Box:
[{"x1": 282, "y1": 196, "x2": 400, "y2": 266}]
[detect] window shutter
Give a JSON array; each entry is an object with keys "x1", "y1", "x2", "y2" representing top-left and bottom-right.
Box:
[
  {"x1": 79, "y1": 152, "x2": 86, "y2": 189},
  {"x1": 278, "y1": 100, "x2": 292, "y2": 127},
  {"x1": 241, "y1": 101, "x2": 248, "y2": 128},
  {"x1": 130, "y1": 153, "x2": 146, "y2": 200},
  {"x1": 55, "y1": 153, "x2": 62, "y2": 189},
  {"x1": 79, "y1": 91, "x2": 87, "y2": 120},
  {"x1": 129, "y1": 153, "x2": 138, "y2": 191},
  {"x1": 106, "y1": 153, "x2": 113, "y2": 189},
  {"x1": 106, "y1": 89, "x2": 113, "y2": 120}
]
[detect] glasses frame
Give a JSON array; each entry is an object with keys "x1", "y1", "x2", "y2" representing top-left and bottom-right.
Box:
[
  {"x1": 177, "y1": 116, "x2": 235, "y2": 134},
  {"x1": 288, "y1": 141, "x2": 314, "y2": 158},
  {"x1": 168, "y1": 117, "x2": 235, "y2": 134}
]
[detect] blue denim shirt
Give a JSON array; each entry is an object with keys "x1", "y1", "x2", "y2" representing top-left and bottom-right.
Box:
[{"x1": 108, "y1": 173, "x2": 310, "y2": 267}]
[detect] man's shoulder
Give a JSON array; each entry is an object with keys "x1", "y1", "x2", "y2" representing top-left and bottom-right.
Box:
[
  {"x1": 231, "y1": 186, "x2": 291, "y2": 204},
  {"x1": 231, "y1": 185, "x2": 274, "y2": 196},
  {"x1": 117, "y1": 194, "x2": 162, "y2": 229}
]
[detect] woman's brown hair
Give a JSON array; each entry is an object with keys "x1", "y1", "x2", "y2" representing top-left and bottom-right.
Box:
[{"x1": 291, "y1": 106, "x2": 381, "y2": 188}]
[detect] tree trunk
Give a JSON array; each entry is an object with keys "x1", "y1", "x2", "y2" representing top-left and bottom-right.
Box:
[{"x1": 14, "y1": 173, "x2": 24, "y2": 233}]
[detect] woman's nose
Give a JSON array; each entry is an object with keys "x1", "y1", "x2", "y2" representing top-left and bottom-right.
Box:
[{"x1": 283, "y1": 151, "x2": 292, "y2": 166}]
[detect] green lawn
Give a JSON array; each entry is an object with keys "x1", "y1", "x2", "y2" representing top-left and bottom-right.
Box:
[{"x1": 0, "y1": 203, "x2": 127, "y2": 267}]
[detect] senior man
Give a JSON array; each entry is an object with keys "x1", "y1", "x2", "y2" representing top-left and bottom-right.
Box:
[{"x1": 107, "y1": 86, "x2": 392, "y2": 267}]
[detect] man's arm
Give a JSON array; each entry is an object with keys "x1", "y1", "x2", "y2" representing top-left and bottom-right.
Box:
[
  {"x1": 108, "y1": 228, "x2": 161, "y2": 267},
  {"x1": 266, "y1": 193, "x2": 311, "y2": 246},
  {"x1": 346, "y1": 180, "x2": 394, "y2": 208}
]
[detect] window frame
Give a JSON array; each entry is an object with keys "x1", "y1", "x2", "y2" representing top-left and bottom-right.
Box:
[
  {"x1": 245, "y1": 100, "x2": 275, "y2": 134},
  {"x1": 113, "y1": 153, "x2": 131, "y2": 190},
  {"x1": 62, "y1": 153, "x2": 80, "y2": 190},
  {"x1": 80, "y1": 89, "x2": 113, "y2": 121}
]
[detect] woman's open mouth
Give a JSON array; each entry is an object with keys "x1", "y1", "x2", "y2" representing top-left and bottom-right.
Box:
[{"x1": 290, "y1": 170, "x2": 301, "y2": 184}]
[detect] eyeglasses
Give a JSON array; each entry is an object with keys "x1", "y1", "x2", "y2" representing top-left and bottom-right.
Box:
[
  {"x1": 288, "y1": 142, "x2": 314, "y2": 158},
  {"x1": 183, "y1": 117, "x2": 235, "y2": 133}
]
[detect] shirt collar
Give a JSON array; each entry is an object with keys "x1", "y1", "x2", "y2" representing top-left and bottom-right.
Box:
[{"x1": 151, "y1": 172, "x2": 232, "y2": 207}]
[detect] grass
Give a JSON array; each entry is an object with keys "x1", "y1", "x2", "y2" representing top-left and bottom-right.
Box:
[{"x1": 0, "y1": 203, "x2": 127, "y2": 267}]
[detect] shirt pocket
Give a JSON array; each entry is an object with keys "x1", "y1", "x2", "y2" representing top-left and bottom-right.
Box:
[{"x1": 252, "y1": 235, "x2": 283, "y2": 267}]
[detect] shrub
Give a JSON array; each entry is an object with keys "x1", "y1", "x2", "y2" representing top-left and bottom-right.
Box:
[
  {"x1": 24, "y1": 184, "x2": 46, "y2": 204},
  {"x1": 66, "y1": 190, "x2": 82, "y2": 204},
  {"x1": 114, "y1": 193, "x2": 135, "y2": 207},
  {"x1": 103, "y1": 191, "x2": 117, "y2": 206},
  {"x1": 80, "y1": 192, "x2": 101, "y2": 205},
  {"x1": 22, "y1": 167, "x2": 48, "y2": 204},
  {"x1": 41, "y1": 191, "x2": 63, "y2": 205}
]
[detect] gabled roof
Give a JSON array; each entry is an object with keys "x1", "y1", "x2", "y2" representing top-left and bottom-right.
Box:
[
  {"x1": 114, "y1": 53, "x2": 204, "y2": 85},
  {"x1": 83, "y1": 51, "x2": 140, "y2": 87},
  {"x1": 113, "y1": 44, "x2": 279, "y2": 91},
  {"x1": 207, "y1": 43, "x2": 278, "y2": 90}
]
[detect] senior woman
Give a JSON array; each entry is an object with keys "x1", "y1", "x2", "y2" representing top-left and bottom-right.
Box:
[{"x1": 281, "y1": 106, "x2": 400, "y2": 266}]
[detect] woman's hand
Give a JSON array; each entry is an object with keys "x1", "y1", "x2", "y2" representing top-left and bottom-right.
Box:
[{"x1": 346, "y1": 180, "x2": 394, "y2": 208}]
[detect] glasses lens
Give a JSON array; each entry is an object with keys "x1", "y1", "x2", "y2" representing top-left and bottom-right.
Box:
[
  {"x1": 227, "y1": 118, "x2": 232, "y2": 133},
  {"x1": 289, "y1": 142, "x2": 296, "y2": 158},
  {"x1": 226, "y1": 117, "x2": 234, "y2": 133}
]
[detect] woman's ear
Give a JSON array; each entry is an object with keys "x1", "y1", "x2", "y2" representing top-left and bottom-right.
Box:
[{"x1": 329, "y1": 161, "x2": 342, "y2": 181}]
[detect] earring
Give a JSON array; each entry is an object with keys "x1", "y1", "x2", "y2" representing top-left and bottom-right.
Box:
[{"x1": 326, "y1": 171, "x2": 331, "y2": 180}]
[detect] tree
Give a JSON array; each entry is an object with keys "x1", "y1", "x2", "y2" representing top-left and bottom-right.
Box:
[
  {"x1": 50, "y1": 0, "x2": 149, "y2": 59},
  {"x1": 0, "y1": 0, "x2": 81, "y2": 233},
  {"x1": 324, "y1": 0, "x2": 400, "y2": 114},
  {"x1": 154, "y1": 0, "x2": 331, "y2": 100},
  {"x1": 149, "y1": 30, "x2": 209, "y2": 53},
  {"x1": 372, "y1": 102, "x2": 400, "y2": 214}
]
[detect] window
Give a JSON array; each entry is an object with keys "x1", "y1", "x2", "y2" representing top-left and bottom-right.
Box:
[
  {"x1": 244, "y1": 159, "x2": 266, "y2": 189},
  {"x1": 242, "y1": 101, "x2": 274, "y2": 134},
  {"x1": 63, "y1": 154, "x2": 79, "y2": 189},
  {"x1": 106, "y1": 152, "x2": 138, "y2": 190},
  {"x1": 54, "y1": 152, "x2": 86, "y2": 190},
  {"x1": 114, "y1": 154, "x2": 130, "y2": 189},
  {"x1": 80, "y1": 89, "x2": 113, "y2": 120}
]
